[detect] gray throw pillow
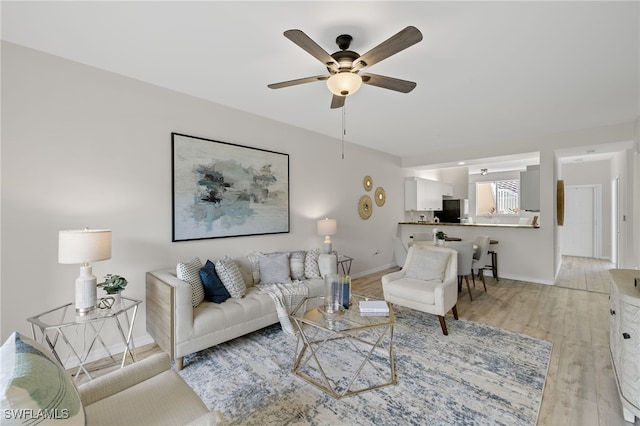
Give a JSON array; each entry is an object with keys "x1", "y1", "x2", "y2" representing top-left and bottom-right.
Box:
[
  {"x1": 258, "y1": 252, "x2": 292, "y2": 285},
  {"x1": 177, "y1": 257, "x2": 205, "y2": 307}
]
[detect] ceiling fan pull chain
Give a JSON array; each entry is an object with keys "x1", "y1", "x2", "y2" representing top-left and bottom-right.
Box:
[{"x1": 342, "y1": 104, "x2": 346, "y2": 160}]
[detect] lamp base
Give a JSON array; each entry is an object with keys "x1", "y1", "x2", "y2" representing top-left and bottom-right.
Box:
[
  {"x1": 75, "y1": 265, "x2": 97, "y2": 314},
  {"x1": 322, "y1": 237, "x2": 332, "y2": 254}
]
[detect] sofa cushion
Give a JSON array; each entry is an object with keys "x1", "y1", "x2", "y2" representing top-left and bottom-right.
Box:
[
  {"x1": 304, "y1": 249, "x2": 321, "y2": 279},
  {"x1": 404, "y1": 246, "x2": 450, "y2": 282},
  {"x1": 177, "y1": 257, "x2": 206, "y2": 307},
  {"x1": 199, "y1": 260, "x2": 231, "y2": 304},
  {"x1": 258, "y1": 252, "x2": 292, "y2": 285},
  {"x1": 289, "y1": 251, "x2": 306, "y2": 281},
  {"x1": 0, "y1": 332, "x2": 85, "y2": 425},
  {"x1": 215, "y1": 256, "x2": 247, "y2": 299}
]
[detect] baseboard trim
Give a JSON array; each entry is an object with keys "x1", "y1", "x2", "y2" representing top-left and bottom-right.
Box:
[
  {"x1": 64, "y1": 333, "x2": 156, "y2": 369},
  {"x1": 350, "y1": 263, "x2": 395, "y2": 279}
]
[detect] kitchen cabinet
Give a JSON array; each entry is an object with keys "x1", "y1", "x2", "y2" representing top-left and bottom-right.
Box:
[
  {"x1": 520, "y1": 168, "x2": 540, "y2": 211},
  {"x1": 405, "y1": 177, "x2": 443, "y2": 211},
  {"x1": 609, "y1": 269, "x2": 640, "y2": 423}
]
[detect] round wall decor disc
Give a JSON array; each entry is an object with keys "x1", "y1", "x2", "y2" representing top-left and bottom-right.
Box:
[
  {"x1": 363, "y1": 176, "x2": 373, "y2": 192},
  {"x1": 358, "y1": 195, "x2": 373, "y2": 220},
  {"x1": 375, "y1": 187, "x2": 386, "y2": 207}
]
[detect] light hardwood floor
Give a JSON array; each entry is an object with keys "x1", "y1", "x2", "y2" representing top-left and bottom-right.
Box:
[
  {"x1": 555, "y1": 255, "x2": 615, "y2": 294},
  {"x1": 78, "y1": 257, "x2": 633, "y2": 426}
]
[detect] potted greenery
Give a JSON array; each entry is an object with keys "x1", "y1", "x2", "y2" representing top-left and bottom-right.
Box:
[
  {"x1": 100, "y1": 274, "x2": 128, "y2": 305},
  {"x1": 435, "y1": 230, "x2": 447, "y2": 246}
]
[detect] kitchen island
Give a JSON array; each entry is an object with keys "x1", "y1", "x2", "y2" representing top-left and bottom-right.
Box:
[{"x1": 397, "y1": 222, "x2": 548, "y2": 284}]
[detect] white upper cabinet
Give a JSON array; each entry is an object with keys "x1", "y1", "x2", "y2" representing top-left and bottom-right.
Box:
[{"x1": 405, "y1": 177, "x2": 445, "y2": 211}]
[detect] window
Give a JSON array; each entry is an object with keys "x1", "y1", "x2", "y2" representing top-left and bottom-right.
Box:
[{"x1": 476, "y1": 180, "x2": 519, "y2": 215}]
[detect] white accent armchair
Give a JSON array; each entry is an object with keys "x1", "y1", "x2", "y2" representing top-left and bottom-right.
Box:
[{"x1": 382, "y1": 245, "x2": 458, "y2": 335}]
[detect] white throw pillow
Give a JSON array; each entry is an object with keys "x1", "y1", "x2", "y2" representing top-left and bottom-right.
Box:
[
  {"x1": 258, "y1": 252, "x2": 292, "y2": 285},
  {"x1": 245, "y1": 251, "x2": 264, "y2": 285},
  {"x1": 177, "y1": 257, "x2": 205, "y2": 307},
  {"x1": 304, "y1": 249, "x2": 321, "y2": 279},
  {"x1": 289, "y1": 251, "x2": 306, "y2": 281},
  {"x1": 215, "y1": 256, "x2": 247, "y2": 299},
  {"x1": 404, "y1": 247, "x2": 450, "y2": 282}
]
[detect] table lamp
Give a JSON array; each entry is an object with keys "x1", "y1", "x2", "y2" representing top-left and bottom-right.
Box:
[
  {"x1": 317, "y1": 218, "x2": 337, "y2": 254},
  {"x1": 58, "y1": 228, "x2": 112, "y2": 314}
]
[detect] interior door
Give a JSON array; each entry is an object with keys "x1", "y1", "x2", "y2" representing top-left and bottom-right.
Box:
[{"x1": 561, "y1": 185, "x2": 595, "y2": 257}]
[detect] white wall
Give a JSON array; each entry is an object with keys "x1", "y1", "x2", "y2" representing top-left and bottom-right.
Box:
[{"x1": 0, "y1": 42, "x2": 404, "y2": 343}]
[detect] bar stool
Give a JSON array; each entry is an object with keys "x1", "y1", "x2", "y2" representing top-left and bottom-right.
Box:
[{"x1": 485, "y1": 240, "x2": 499, "y2": 281}]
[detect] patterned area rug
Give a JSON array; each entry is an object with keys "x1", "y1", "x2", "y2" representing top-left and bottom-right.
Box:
[{"x1": 179, "y1": 306, "x2": 552, "y2": 425}]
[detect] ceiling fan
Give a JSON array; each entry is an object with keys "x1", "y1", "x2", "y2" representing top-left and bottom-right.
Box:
[{"x1": 268, "y1": 26, "x2": 423, "y2": 109}]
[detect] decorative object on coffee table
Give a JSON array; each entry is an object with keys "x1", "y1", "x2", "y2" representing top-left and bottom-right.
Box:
[
  {"x1": 358, "y1": 195, "x2": 373, "y2": 220},
  {"x1": 375, "y1": 187, "x2": 386, "y2": 207},
  {"x1": 322, "y1": 274, "x2": 345, "y2": 315}
]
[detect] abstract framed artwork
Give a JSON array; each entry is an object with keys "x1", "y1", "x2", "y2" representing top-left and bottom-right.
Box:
[{"x1": 172, "y1": 133, "x2": 290, "y2": 241}]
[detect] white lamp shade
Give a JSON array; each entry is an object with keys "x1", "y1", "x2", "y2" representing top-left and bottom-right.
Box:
[
  {"x1": 317, "y1": 219, "x2": 337, "y2": 236},
  {"x1": 58, "y1": 229, "x2": 112, "y2": 264},
  {"x1": 327, "y1": 72, "x2": 362, "y2": 96}
]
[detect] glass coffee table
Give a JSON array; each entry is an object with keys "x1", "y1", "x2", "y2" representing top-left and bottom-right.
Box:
[{"x1": 289, "y1": 294, "x2": 396, "y2": 398}]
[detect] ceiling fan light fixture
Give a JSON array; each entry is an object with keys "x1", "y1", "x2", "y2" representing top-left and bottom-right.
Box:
[{"x1": 327, "y1": 72, "x2": 362, "y2": 97}]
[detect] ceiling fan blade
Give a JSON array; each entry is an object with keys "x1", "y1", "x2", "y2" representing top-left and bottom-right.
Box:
[
  {"x1": 330, "y1": 95, "x2": 345, "y2": 109},
  {"x1": 352, "y1": 26, "x2": 423, "y2": 72},
  {"x1": 284, "y1": 29, "x2": 339, "y2": 72},
  {"x1": 268, "y1": 75, "x2": 329, "y2": 89},
  {"x1": 361, "y1": 73, "x2": 417, "y2": 93}
]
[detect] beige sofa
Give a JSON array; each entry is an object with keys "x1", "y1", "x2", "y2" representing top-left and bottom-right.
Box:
[
  {"x1": 146, "y1": 253, "x2": 337, "y2": 370},
  {"x1": 1, "y1": 332, "x2": 223, "y2": 426}
]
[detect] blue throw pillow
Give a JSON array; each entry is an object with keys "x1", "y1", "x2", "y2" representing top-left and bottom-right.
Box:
[{"x1": 199, "y1": 260, "x2": 230, "y2": 303}]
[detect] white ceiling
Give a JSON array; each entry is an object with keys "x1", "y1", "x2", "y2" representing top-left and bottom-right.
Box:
[{"x1": 2, "y1": 1, "x2": 639, "y2": 170}]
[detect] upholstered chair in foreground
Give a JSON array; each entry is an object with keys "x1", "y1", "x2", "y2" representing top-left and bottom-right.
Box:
[{"x1": 382, "y1": 245, "x2": 458, "y2": 335}]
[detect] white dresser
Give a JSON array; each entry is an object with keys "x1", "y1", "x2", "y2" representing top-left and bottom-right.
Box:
[{"x1": 610, "y1": 269, "x2": 640, "y2": 423}]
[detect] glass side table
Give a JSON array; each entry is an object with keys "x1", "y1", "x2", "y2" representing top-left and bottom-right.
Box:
[
  {"x1": 27, "y1": 296, "x2": 141, "y2": 381},
  {"x1": 336, "y1": 254, "x2": 354, "y2": 275}
]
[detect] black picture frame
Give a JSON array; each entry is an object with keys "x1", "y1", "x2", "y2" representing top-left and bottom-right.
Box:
[{"x1": 171, "y1": 133, "x2": 290, "y2": 241}]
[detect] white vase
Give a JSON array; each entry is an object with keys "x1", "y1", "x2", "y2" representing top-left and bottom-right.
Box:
[
  {"x1": 436, "y1": 239, "x2": 445, "y2": 246},
  {"x1": 107, "y1": 291, "x2": 121, "y2": 307}
]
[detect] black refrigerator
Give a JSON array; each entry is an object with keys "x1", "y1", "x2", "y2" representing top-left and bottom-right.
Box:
[{"x1": 434, "y1": 199, "x2": 468, "y2": 223}]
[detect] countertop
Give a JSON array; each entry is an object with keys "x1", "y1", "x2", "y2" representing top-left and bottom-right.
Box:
[{"x1": 398, "y1": 222, "x2": 539, "y2": 229}]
